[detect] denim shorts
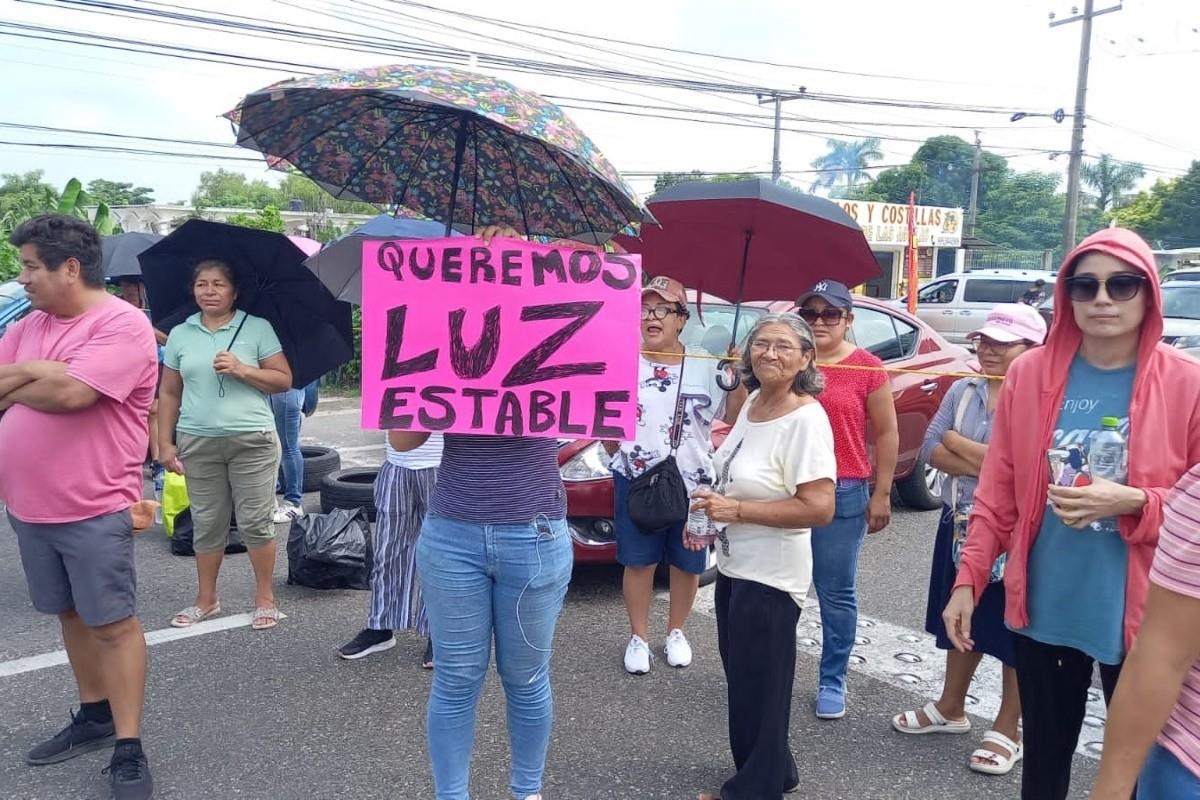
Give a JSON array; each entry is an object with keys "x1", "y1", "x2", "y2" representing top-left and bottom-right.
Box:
[{"x1": 613, "y1": 472, "x2": 707, "y2": 575}]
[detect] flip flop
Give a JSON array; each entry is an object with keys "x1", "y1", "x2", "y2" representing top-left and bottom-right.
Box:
[
  {"x1": 891, "y1": 701, "x2": 972, "y2": 735},
  {"x1": 970, "y1": 730, "x2": 1023, "y2": 775},
  {"x1": 171, "y1": 603, "x2": 221, "y2": 628},
  {"x1": 252, "y1": 606, "x2": 281, "y2": 631}
]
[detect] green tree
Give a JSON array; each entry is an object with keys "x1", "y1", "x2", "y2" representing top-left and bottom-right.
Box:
[
  {"x1": 86, "y1": 179, "x2": 155, "y2": 206},
  {"x1": 975, "y1": 171, "x2": 1065, "y2": 251},
  {"x1": 276, "y1": 174, "x2": 378, "y2": 215},
  {"x1": 652, "y1": 170, "x2": 757, "y2": 194},
  {"x1": 0, "y1": 171, "x2": 60, "y2": 280},
  {"x1": 1154, "y1": 161, "x2": 1200, "y2": 248},
  {"x1": 224, "y1": 205, "x2": 286, "y2": 233},
  {"x1": 809, "y1": 137, "x2": 883, "y2": 197},
  {"x1": 1082, "y1": 154, "x2": 1145, "y2": 212},
  {"x1": 848, "y1": 163, "x2": 928, "y2": 203},
  {"x1": 191, "y1": 169, "x2": 281, "y2": 209}
]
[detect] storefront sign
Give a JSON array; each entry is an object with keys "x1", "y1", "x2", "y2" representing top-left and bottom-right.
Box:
[
  {"x1": 836, "y1": 200, "x2": 963, "y2": 248},
  {"x1": 361, "y1": 238, "x2": 641, "y2": 439}
]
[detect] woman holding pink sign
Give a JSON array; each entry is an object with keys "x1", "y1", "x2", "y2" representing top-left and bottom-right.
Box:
[{"x1": 391, "y1": 226, "x2": 573, "y2": 800}]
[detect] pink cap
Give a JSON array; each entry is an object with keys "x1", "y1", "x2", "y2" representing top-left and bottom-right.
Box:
[
  {"x1": 642, "y1": 275, "x2": 687, "y2": 305},
  {"x1": 967, "y1": 303, "x2": 1047, "y2": 345}
]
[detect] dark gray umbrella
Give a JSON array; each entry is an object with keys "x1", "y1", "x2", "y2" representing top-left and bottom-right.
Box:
[{"x1": 101, "y1": 232, "x2": 163, "y2": 280}]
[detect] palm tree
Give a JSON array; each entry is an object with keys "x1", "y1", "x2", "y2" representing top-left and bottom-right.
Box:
[
  {"x1": 809, "y1": 138, "x2": 884, "y2": 197},
  {"x1": 1082, "y1": 154, "x2": 1146, "y2": 212}
]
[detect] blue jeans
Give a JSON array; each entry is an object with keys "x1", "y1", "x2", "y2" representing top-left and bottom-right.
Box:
[
  {"x1": 416, "y1": 514, "x2": 573, "y2": 800},
  {"x1": 810, "y1": 480, "x2": 870, "y2": 694},
  {"x1": 270, "y1": 388, "x2": 304, "y2": 505},
  {"x1": 1139, "y1": 744, "x2": 1200, "y2": 799}
]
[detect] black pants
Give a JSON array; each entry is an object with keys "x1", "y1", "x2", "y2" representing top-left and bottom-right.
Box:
[
  {"x1": 1014, "y1": 633, "x2": 1125, "y2": 800},
  {"x1": 715, "y1": 573, "x2": 800, "y2": 800}
]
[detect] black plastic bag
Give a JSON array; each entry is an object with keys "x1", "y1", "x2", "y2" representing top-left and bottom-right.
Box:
[
  {"x1": 286, "y1": 508, "x2": 373, "y2": 590},
  {"x1": 170, "y1": 509, "x2": 247, "y2": 557}
]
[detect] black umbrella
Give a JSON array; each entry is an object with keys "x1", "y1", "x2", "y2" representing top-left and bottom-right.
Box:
[
  {"x1": 101, "y1": 232, "x2": 163, "y2": 280},
  {"x1": 138, "y1": 219, "x2": 354, "y2": 388}
]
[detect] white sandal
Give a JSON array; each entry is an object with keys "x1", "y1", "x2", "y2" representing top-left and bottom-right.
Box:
[
  {"x1": 891, "y1": 701, "x2": 972, "y2": 735},
  {"x1": 170, "y1": 603, "x2": 221, "y2": 628},
  {"x1": 969, "y1": 730, "x2": 1023, "y2": 775}
]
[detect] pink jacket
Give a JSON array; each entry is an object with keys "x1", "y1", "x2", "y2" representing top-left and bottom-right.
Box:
[{"x1": 954, "y1": 228, "x2": 1200, "y2": 651}]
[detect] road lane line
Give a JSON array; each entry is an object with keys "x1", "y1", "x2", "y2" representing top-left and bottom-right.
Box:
[
  {"x1": 692, "y1": 586, "x2": 1106, "y2": 760},
  {"x1": 0, "y1": 612, "x2": 285, "y2": 679}
]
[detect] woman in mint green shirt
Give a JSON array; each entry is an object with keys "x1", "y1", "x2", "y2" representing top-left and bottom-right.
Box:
[{"x1": 158, "y1": 259, "x2": 292, "y2": 631}]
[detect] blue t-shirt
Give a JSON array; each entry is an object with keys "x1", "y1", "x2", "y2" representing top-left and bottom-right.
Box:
[{"x1": 1022, "y1": 355, "x2": 1133, "y2": 664}]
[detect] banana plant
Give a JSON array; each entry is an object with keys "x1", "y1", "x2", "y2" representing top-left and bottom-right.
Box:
[{"x1": 56, "y1": 178, "x2": 114, "y2": 234}]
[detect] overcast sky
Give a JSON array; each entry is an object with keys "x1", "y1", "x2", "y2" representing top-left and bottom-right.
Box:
[{"x1": 1, "y1": 0, "x2": 1195, "y2": 205}]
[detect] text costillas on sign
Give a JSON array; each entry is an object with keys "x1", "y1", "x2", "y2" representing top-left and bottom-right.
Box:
[{"x1": 361, "y1": 237, "x2": 642, "y2": 440}]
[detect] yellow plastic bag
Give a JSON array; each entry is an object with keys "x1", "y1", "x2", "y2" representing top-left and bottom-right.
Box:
[{"x1": 162, "y1": 472, "x2": 190, "y2": 537}]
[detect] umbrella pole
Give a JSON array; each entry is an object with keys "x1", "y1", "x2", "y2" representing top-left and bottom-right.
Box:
[
  {"x1": 444, "y1": 113, "x2": 471, "y2": 237},
  {"x1": 718, "y1": 232, "x2": 753, "y2": 393},
  {"x1": 729, "y1": 231, "x2": 753, "y2": 349}
]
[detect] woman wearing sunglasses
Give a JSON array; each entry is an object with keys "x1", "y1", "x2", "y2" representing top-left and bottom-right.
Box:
[
  {"x1": 943, "y1": 228, "x2": 1200, "y2": 799},
  {"x1": 795, "y1": 279, "x2": 899, "y2": 721},
  {"x1": 892, "y1": 303, "x2": 1047, "y2": 777}
]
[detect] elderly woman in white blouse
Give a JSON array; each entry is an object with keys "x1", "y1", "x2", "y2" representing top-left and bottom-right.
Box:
[{"x1": 692, "y1": 312, "x2": 837, "y2": 800}]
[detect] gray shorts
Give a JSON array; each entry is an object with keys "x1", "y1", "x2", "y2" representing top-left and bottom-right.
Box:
[{"x1": 10, "y1": 509, "x2": 137, "y2": 628}]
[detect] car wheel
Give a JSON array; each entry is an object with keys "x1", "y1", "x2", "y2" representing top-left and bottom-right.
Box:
[
  {"x1": 319, "y1": 468, "x2": 379, "y2": 522},
  {"x1": 301, "y1": 445, "x2": 341, "y2": 493},
  {"x1": 896, "y1": 456, "x2": 943, "y2": 511}
]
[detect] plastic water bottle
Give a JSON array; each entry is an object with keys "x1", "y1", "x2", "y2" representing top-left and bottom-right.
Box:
[
  {"x1": 684, "y1": 477, "x2": 718, "y2": 548},
  {"x1": 1087, "y1": 417, "x2": 1127, "y2": 533},
  {"x1": 153, "y1": 470, "x2": 165, "y2": 526}
]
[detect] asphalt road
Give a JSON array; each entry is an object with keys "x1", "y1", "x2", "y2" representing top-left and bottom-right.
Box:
[{"x1": 0, "y1": 395, "x2": 1100, "y2": 799}]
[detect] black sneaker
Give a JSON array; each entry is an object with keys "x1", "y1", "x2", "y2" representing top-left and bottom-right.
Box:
[
  {"x1": 338, "y1": 628, "x2": 395, "y2": 660},
  {"x1": 104, "y1": 750, "x2": 153, "y2": 800},
  {"x1": 422, "y1": 639, "x2": 434, "y2": 670},
  {"x1": 26, "y1": 709, "x2": 115, "y2": 765}
]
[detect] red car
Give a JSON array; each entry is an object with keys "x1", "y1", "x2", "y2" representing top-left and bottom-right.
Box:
[{"x1": 557, "y1": 295, "x2": 978, "y2": 583}]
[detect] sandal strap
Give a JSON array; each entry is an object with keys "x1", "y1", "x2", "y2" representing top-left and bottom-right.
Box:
[
  {"x1": 254, "y1": 607, "x2": 280, "y2": 620},
  {"x1": 979, "y1": 730, "x2": 1020, "y2": 756},
  {"x1": 921, "y1": 701, "x2": 949, "y2": 726}
]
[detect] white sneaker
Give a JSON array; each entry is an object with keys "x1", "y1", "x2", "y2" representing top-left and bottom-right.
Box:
[
  {"x1": 272, "y1": 502, "x2": 302, "y2": 524},
  {"x1": 665, "y1": 628, "x2": 693, "y2": 668},
  {"x1": 624, "y1": 635, "x2": 651, "y2": 675}
]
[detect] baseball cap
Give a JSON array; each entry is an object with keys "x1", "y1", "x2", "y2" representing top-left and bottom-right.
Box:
[
  {"x1": 642, "y1": 275, "x2": 687, "y2": 305},
  {"x1": 797, "y1": 279, "x2": 854, "y2": 310},
  {"x1": 967, "y1": 303, "x2": 1047, "y2": 345}
]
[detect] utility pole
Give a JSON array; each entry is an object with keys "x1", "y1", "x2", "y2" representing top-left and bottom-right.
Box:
[
  {"x1": 966, "y1": 131, "x2": 982, "y2": 238},
  {"x1": 1051, "y1": 0, "x2": 1122, "y2": 253},
  {"x1": 757, "y1": 88, "x2": 806, "y2": 182}
]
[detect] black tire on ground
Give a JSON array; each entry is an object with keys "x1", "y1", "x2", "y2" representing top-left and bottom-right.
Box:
[
  {"x1": 301, "y1": 445, "x2": 341, "y2": 493},
  {"x1": 895, "y1": 455, "x2": 943, "y2": 511},
  {"x1": 319, "y1": 467, "x2": 379, "y2": 521}
]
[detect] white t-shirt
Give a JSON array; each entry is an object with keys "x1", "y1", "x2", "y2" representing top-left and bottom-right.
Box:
[
  {"x1": 386, "y1": 433, "x2": 443, "y2": 470},
  {"x1": 714, "y1": 393, "x2": 837, "y2": 607},
  {"x1": 612, "y1": 348, "x2": 728, "y2": 493}
]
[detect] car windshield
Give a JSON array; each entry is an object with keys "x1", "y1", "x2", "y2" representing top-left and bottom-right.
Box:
[
  {"x1": 680, "y1": 303, "x2": 767, "y2": 356},
  {"x1": 1162, "y1": 285, "x2": 1200, "y2": 319}
]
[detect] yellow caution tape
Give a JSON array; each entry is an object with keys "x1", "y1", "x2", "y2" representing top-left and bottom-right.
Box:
[{"x1": 638, "y1": 349, "x2": 1000, "y2": 381}]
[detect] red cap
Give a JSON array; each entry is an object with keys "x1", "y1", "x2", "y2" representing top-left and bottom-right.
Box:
[{"x1": 642, "y1": 275, "x2": 686, "y2": 305}]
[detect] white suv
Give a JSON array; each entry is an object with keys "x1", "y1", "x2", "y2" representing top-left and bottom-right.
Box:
[{"x1": 902, "y1": 269, "x2": 1057, "y2": 344}]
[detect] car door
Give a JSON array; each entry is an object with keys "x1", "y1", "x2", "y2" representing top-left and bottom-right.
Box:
[
  {"x1": 848, "y1": 305, "x2": 943, "y2": 482},
  {"x1": 912, "y1": 278, "x2": 959, "y2": 339}
]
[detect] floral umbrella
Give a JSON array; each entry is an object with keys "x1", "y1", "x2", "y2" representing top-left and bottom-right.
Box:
[{"x1": 224, "y1": 64, "x2": 649, "y2": 243}]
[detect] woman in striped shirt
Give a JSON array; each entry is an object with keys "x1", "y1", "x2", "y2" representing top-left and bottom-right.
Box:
[{"x1": 1093, "y1": 463, "x2": 1200, "y2": 798}]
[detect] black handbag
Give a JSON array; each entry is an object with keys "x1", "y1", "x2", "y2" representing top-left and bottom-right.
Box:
[{"x1": 626, "y1": 356, "x2": 690, "y2": 532}]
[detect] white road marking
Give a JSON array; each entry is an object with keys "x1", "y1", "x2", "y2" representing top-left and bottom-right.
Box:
[
  {"x1": 692, "y1": 586, "x2": 1106, "y2": 760},
  {"x1": 310, "y1": 407, "x2": 362, "y2": 418},
  {"x1": 0, "y1": 612, "x2": 286, "y2": 679}
]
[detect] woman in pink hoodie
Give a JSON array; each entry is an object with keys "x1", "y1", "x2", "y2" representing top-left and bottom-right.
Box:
[{"x1": 942, "y1": 227, "x2": 1200, "y2": 800}]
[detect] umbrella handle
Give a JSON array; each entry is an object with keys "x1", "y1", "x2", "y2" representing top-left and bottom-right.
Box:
[{"x1": 716, "y1": 358, "x2": 741, "y2": 392}]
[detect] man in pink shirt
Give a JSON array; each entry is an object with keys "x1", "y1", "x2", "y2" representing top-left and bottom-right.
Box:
[{"x1": 0, "y1": 215, "x2": 157, "y2": 800}]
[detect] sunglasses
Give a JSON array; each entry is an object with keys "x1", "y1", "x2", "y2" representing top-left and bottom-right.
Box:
[
  {"x1": 798, "y1": 307, "x2": 846, "y2": 325},
  {"x1": 1064, "y1": 273, "x2": 1146, "y2": 303}
]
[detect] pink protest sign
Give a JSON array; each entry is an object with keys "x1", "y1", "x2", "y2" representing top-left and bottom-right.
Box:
[{"x1": 361, "y1": 237, "x2": 642, "y2": 440}]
